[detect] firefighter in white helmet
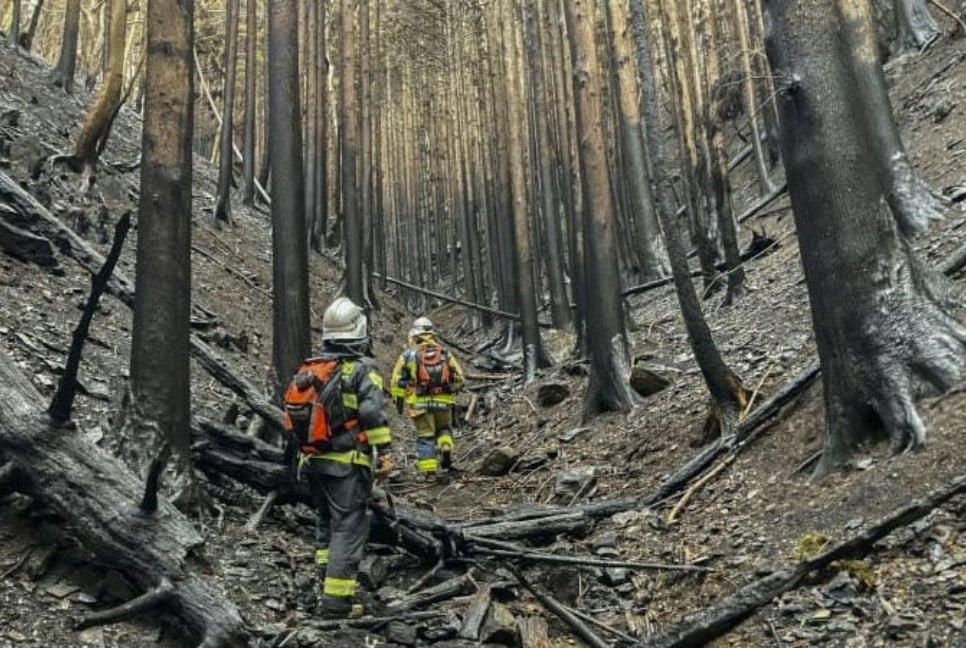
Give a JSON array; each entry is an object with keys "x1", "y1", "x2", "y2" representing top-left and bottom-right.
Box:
[
  {"x1": 390, "y1": 316, "x2": 464, "y2": 475},
  {"x1": 284, "y1": 296, "x2": 392, "y2": 617}
]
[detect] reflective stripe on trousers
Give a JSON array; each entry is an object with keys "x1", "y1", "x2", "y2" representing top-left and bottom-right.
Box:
[{"x1": 307, "y1": 467, "x2": 372, "y2": 605}]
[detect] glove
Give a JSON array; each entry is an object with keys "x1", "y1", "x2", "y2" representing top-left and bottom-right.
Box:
[
  {"x1": 374, "y1": 454, "x2": 393, "y2": 483},
  {"x1": 395, "y1": 396, "x2": 405, "y2": 414}
]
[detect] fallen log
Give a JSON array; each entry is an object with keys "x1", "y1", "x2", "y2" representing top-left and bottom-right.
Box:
[
  {"x1": 457, "y1": 583, "x2": 492, "y2": 641},
  {"x1": 0, "y1": 169, "x2": 283, "y2": 429},
  {"x1": 467, "y1": 537, "x2": 712, "y2": 573},
  {"x1": 190, "y1": 417, "x2": 443, "y2": 559},
  {"x1": 0, "y1": 351, "x2": 245, "y2": 646},
  {"x1": 0, "y1": 214, "x2": 57, "y2": 266},
  {"x1": 462, "y1": 511, "x2": 593, "y2": 541},
  {"x1": 383, "y1": 571, "x2": 477, "y2": 614},
  {"x1": 513, "y1": 570, "x2": 610, "y2": 648},
  {"x1": 646, "y1": 361, "x2": 821, "y2": 507},
  {"x1": 648, "y1": 474, "x2": 966, "y2": 648}
]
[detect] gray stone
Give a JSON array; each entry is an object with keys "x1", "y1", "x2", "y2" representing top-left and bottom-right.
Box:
[
  {"x1": 554, "y1": 466, "x2": 597, "y2": 499},
  {"x1": 478, "y1": 446, "x2": 520, "y2": 476},
  {"x1": 592, "y1": 531, "x2": 619, "y2": 551},
  {"x1": 383, "y1": 621, "x2": 416, "y2": 646},
  {"x1": 480, "y1": 602, "x2": 519, "y2": 646},
  {"x1": 602, "y1": 568, "x2": 629, "y2": 586},
  {"x1": 629, "y1": 366, "x2": 671, "y2": 397}
]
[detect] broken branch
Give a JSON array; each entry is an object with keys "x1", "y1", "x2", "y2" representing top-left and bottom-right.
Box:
[
  {"x1": 648, "y1": 474, "x2": 966, "y2": 648},
  {"x1": 48, "y1": 212, "x2": 130, "y2": 423}
]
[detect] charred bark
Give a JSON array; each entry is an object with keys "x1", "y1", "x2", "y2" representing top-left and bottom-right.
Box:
[
  {"x1": 0, "y1": 355, "x2": 245, "y2": 645},
  {"x1": 840, "y1": 0, "x2": 946, "y2": 236},
  {"x1": 565, "y1": 0, "x2": 639, "y2": 417},
  {"x1": 892, "y1": 0, "x2": 939, "y2": 52},
  {"x1": 49, "y1": 0, "x2": 82, "y2": 92},
  {"x1": 214, "y1": 0, "x2": 240, "y2": 224},
  {"x1": 127, "y1": 0, "x2": 195, "y2": 484},
  {"x1": 241, "y1": 0, "x2": 257, "y2": 206},
  {"x1": 49, "y1": 213, "x2": 130, "y2": 423},
  {"x1": 630, "y1": 0, "x2": 749, "y2": 435},
  {"x1": 268, "y1": 0, "x2": 311, "y2": 390},
  {"x1": 766, "y1": 0, "x2": 966, "y2": 478}
]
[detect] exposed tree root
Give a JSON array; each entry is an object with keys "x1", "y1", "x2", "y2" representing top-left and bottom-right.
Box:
[
  {"x1": 889, "y1": 153, "x2": 948, "y2": 236},
  {"x1": 74, "y1": 577, "x2": 175, "y2": 631}
]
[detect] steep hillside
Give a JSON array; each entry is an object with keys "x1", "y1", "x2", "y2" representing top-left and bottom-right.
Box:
[{"x1": 1, "y1": 28, "x2": 965, "y2": 648}]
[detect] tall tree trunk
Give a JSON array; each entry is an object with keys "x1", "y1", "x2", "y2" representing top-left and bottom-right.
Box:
[
  {"x1": 565, "y1": 0, "x2": 638, "y2": 417},
  {"x1": 304, "y1": 0, "x2": 318, "y2": 235},
  {"x1": 765, "y1": 0, "x2": 966, "y2": 478},
  {"x1": 241, "y1": 0, "x2": 257, "y2": 205},
  {"x1": 129, "y1": 0, "x2": 194, "y2": 484},
  {"x1": 340, "y1": 0, "x2": 363, "y2": 303},
  {"x1": 503, "y1": 1, "x2": 549, "y2": 380},
  {"x1": 72, "y1": 0, "x2": 126, "y2": 172},
  {"x1": 606, "y1": 0, "x2": 669, "y2": 284},
  {"x1": 215, "y1": 0, "x2": 240, "y2": 225},
  {"x1": 49, "y1": 0, "x2": 82, "y2": 92},
  {"x1": 258, "y1": 24, "x2": 271, "y2": 193},
  {"x1": 630, "y1": 0, "x2": 749, "y2": 435},
  {"x1": 23, "y1": 0, "x2": 43, "y2": 50},
  {"x1": 311, "y1": 1, "x2": 330, "y2": 250},
  {"x1": 6, "y1": 0, "x2": 20, "y2": 46},
  {"x1": 702, "y1": 0, "x2": 746, "y2": 305},
  {"x1": 732, "y1": 0, "x2": 774, "y2": 193},
  {"x1": 845, "y1": 0, "x2": 945, "y2": 236},
  {"x1": 359, "y1": 0, "x2": 373, "y2": 301},
  {"x1": 526, "y1": 1, "x2": 572, "y2": 329},
  {"x1": 268, "y1": 0, "x2": 311, "y2": 391}
]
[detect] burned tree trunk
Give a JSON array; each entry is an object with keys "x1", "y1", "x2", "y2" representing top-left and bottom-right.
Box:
[
  {"x1": 49, "y1": 0, "x2": 82, "y2": 92},
  {"x1": 268, "y1": 0, "x2": 310, "y2": 390},
  {"x1": 0, "y1": 355, "x2": 245, "y2": 646},
  {"x1": 214, "y1": 0, "x2": 240, "y2": 224},
  {"x1": 842, "y1": 0, "x2": 946, "y2": 236},
  {"x1": 766, "y1": 0, "x2": 966, "y2": 477},
  {"x1": 72, "y1": 0, "x2": 126, "y2": 173},
  {"x1": 631, "y1": 0, "x2": 749, "y2": 436},
  {"x1": 565, "y1": 0, "x2": 640, "y2": 417},
  {"x1": 892, "y1": 0, "x2": 939, "y2": 52}
]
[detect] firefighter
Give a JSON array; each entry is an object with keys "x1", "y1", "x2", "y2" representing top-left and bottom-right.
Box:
[
  {"x1": 288, "y1": 297, "x2": 392, "y2": 618},
  {"x1": 390, "y1": 317, "x2": 464, "y2": 476}
]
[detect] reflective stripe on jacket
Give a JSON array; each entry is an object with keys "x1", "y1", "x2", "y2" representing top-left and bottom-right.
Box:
[{"x1": 390, "y1": 333, "x2": 464, "y2": 408}]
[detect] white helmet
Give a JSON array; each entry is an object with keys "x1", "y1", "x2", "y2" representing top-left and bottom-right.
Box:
[
  {"x1": 409, "y1": 316, "x2": 433, "y2": 339},
  {"x1": 322, "y1": 297, "x2": 367, "y2": 342}
]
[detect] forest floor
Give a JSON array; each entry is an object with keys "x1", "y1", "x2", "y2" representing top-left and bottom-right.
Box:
[{"x1": 1, "y1": 23, "x2": 966, "y2": 648}]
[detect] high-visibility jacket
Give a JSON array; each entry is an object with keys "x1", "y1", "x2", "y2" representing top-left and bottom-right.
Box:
[
  {"x1": 297, "y1": 349, "x2": 391, "y2": 470},
  {"x1": 390, "y1": 333, "x2": 464, "y2": 410}
]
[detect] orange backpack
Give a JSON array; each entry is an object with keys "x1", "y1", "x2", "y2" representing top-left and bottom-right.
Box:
[
  {"x1": 414, "y1": 343, "x2": 452, "y2": 396},
  {"x1": 282, "y1": 358, "x2": 356, "y2": 452}
]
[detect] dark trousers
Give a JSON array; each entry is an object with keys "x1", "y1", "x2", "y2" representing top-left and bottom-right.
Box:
[{"x1": 307, "y1": 465, "x2": 372, "y2": 610}]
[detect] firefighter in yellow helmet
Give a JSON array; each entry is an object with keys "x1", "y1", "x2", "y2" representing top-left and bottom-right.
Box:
[
  {"x1": 390, "y1": 317, "x2": 464, "y2": 475},
  {"x1": 284, "y1": 297, "x2": 392, "y2": 618}
]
